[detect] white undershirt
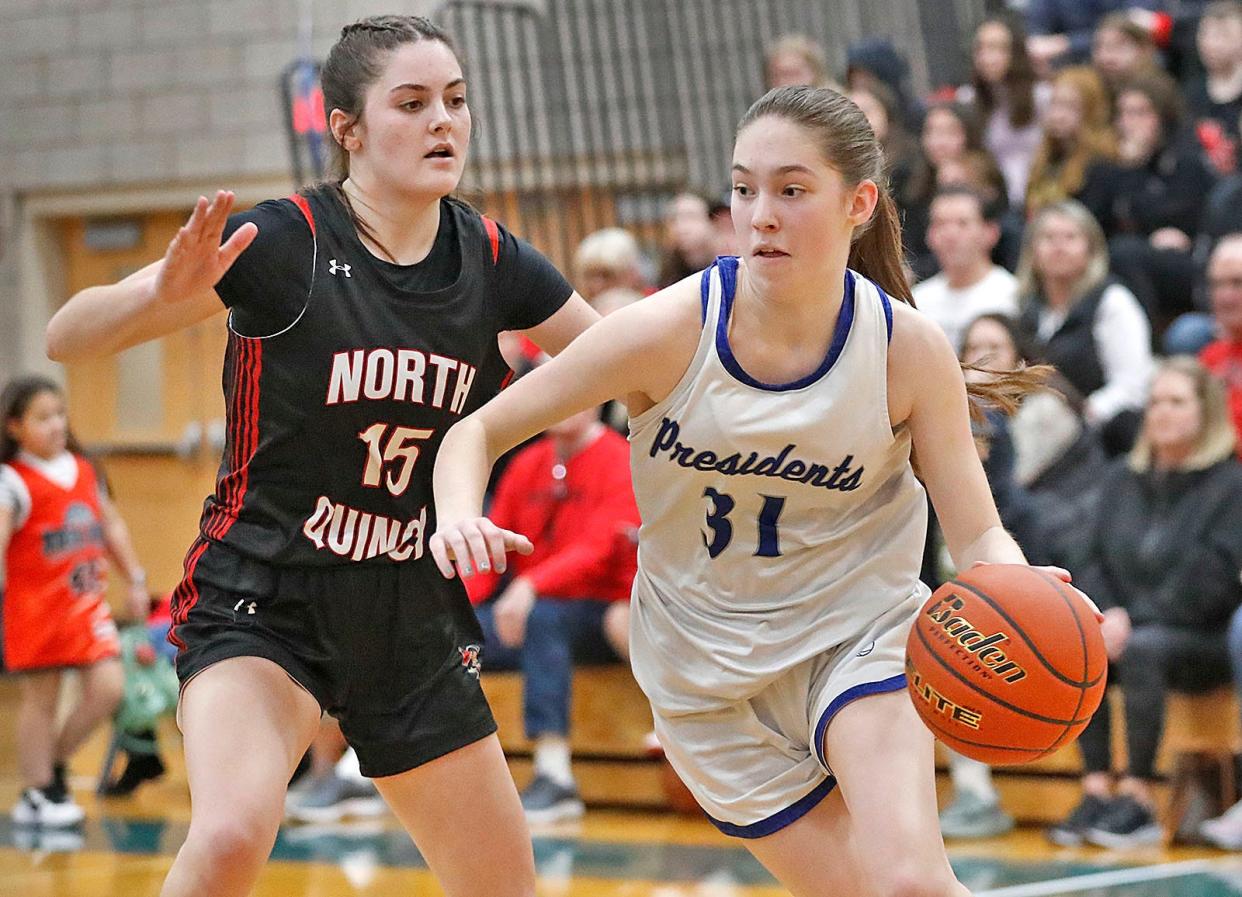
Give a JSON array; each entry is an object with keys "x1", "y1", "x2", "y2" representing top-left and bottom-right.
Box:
[{"x1": 912, "y1": 265, "x2": 1020, "y2": 352}]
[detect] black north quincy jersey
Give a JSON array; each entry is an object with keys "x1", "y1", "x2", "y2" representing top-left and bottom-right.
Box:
[{"x1": 203, "y1": 185, "x2": 572, "y2": 566}]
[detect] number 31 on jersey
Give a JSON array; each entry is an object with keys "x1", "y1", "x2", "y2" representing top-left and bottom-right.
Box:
[{"x1": 703, "y1": 488, "x2": 786, "y2": 558}]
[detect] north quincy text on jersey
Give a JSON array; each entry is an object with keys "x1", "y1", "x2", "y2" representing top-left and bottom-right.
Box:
[{"x1": 325, "y1": 347, "x2": 477, "y2": 413}]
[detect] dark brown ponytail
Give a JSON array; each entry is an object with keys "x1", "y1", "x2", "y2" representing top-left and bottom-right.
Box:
[{"x1": 847, "y1": 190, "x2": 911, "y2": 302}]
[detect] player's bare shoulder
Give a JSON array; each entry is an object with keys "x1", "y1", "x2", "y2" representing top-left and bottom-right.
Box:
[
  {"x1": 602, "y1": 272, "x2": 706, "y2": 415},
  {"x1": 886, "y1": 298, "x2": 964, "y2": 427}
]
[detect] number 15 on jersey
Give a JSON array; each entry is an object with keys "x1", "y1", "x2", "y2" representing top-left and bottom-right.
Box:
[{"x1": 358, "y1": 423, "x2": 435, "y2": 498}]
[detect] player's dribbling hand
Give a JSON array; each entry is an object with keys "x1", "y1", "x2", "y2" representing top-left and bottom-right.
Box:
[
  {"x1": 971, "y1": 562, "x2": 1104, "y2": 623},
  {"x1": 1030, "y1": 564, "x2": 1104, "y2": 623},
  {"x1": 429, "y1": 517, "x2": 534, "y2": 579},
  {"x1": 152, "y1": 191, "x2": 257, "y2": 305}
]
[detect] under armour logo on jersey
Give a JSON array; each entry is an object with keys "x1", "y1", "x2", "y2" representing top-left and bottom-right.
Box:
[{"x1": 329, "y1": 259, "x2": 352, "y2": 277}]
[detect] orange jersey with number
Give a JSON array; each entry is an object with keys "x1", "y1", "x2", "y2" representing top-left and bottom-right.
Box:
[{"x1": 2, "y1": 456, "x2": 118, "y2": 671}]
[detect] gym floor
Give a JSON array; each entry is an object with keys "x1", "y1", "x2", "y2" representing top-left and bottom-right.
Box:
[{"x1": 4, "y1": 680, "x2": 1242, "y2": 897}]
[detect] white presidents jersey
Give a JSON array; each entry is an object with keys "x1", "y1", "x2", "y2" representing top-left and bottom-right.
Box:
[{"x1": 627, "y1": 257, "x2": 931, "y2": 715}]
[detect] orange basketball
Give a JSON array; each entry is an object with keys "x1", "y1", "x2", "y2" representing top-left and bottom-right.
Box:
[{"x1": 905, "y1": 564, "x2": 1107, "y2": 765}]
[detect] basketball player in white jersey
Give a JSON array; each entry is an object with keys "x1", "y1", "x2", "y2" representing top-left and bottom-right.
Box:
[{"x1": 430, "y1": 86, "x2": 1095, "y2": 895}]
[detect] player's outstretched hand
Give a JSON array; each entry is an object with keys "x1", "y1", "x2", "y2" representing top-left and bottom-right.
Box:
[
  {"x1": 429, "y1": 517, "x2": 534, "y2": 579},
  {"x1": 152, "y1": 190, "x2": 257, "y2": 305}
]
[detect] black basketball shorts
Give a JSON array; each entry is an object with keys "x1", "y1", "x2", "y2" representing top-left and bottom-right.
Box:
[{"x1": 169, "y1": 539, "x2": 496, "y2": 778}]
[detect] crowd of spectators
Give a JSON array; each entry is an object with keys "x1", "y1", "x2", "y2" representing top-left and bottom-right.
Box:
[{"x1": 45, "y1": 2, "x2": 1242, "y2": 843}]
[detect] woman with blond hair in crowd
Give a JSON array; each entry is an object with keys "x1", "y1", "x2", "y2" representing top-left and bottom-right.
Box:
[
  {"x1": 572, "y1": 227, "x2": 648, "y2": 315},
  {"x1": 1015, "y1": 200, "x2": 1153, "y2": 456},
  {"x1": 764, "y1": 33, "x2": 838, "y2": 90},
  {"x1": 1053, "y1": 357, "x2": 1242, "y2": 849},
  {"x1": 1026, "y1": 66, "x2": 1117, "y2": 216}
]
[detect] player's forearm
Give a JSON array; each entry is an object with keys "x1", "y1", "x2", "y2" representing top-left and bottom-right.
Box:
[
  {"x1": 433, "y1": 416, "x2": 496, "y2": 527},
  {"x1": 47, "y1": 277, "x2": 159, "y2": 361}
]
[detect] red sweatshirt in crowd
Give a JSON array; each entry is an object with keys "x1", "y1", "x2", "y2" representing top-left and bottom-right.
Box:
[
  {"x1": 464, "y1": 427, "x2": 640, "y2": 604},
  {"x1": 1202, "y1": 338, "x2": 1242, "y2": 460}
]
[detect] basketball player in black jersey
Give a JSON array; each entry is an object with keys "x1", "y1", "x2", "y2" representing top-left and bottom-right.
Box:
[{"x1": 47, "y1": 16, "x2": 597, "y2": 897}]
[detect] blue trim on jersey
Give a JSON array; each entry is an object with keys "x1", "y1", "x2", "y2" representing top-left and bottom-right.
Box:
[
  {"x1": 705, "y1": 776, "x2": 837, "y2": 839},
  {"x1": 713, "y1": 256, "x2": 856, "y2": 391},
  {"x1": 700, "y1": 264, "x2": 713, "y2": 325},
  {"x1": 813, "y1": 674, "x2": 908, "y2": 772},
  {"x1": 872, "y1": 280, "x2": 894, "y2": 342}
]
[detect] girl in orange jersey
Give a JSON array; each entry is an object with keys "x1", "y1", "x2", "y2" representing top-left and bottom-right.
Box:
[{"x1": 0, "y1": 376, "x2": 149, "y2": 826}]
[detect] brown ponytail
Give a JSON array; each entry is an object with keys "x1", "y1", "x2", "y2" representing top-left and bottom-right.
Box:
[
  {"x1": 847, "y1": 190, "x2": 911, "y2": 302},
  {"x1": 961, "y1": 364, "x2": 1053, "y2": 424}
]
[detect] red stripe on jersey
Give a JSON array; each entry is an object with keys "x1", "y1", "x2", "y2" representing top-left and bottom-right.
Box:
[
  {"x1": 168, "y1": 537, "x2": 210, "y2": 650},
  {"x1": 208, "y1": 337, "x2": 263, "y2": 539},
  {"x1": 289, "y1": 193, "x2": 316, "y2": 236},
  {"x1": 216, "y1": 337, "x2": 247, "y2": 538},
  {"x1": 205, "y1": 335, "x2": 241, "y2": 539},
  {"x1": 499, "y1": 369, "x2": 515, "y2": 390},
  {"x1": 481, "y1": 215, "x2": 500, "y2": 265},
  {"x1": 235, "y1": 339, "x2": 262, "y2": 529}
]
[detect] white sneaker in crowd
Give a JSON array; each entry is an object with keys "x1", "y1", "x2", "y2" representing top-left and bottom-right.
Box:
[{"x1": 11, "y1": 786, "x2": 86, "y2": 827}]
